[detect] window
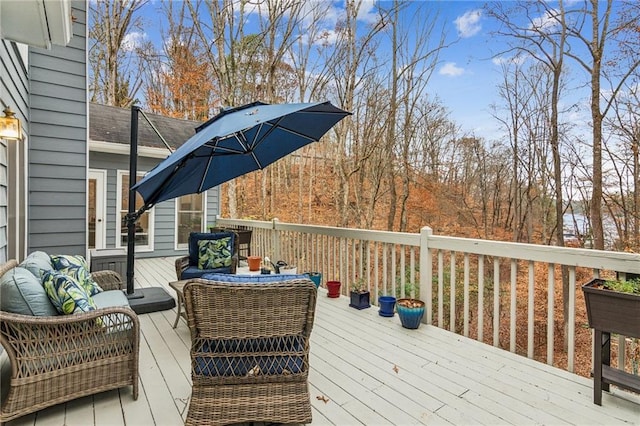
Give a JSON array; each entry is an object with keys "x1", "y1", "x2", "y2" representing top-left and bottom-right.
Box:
[
  {"x1": 175, "y1": 193, "x2": 205, "y2": 249},
  {"x1": 116, "y1": 171, "x2": 153, "y2": 251}
]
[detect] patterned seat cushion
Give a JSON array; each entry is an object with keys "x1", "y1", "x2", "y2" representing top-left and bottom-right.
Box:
[
  {"x1": 193, "y1": 335, "x2": 305, "y2": 377},
  {"x1": 201, "y1": 273, "x2": 310, "y2": 283},
  {"x1": 181, "y1": 265, "x2": 233, "y2": 279}
]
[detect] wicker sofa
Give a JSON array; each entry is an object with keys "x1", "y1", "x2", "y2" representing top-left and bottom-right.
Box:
[
  {"x1": 183, "y1": 274, "x2": 317, "y2": 426},
  {"x1": 0, "y1": 252, "x2": 139, "y2": 423}
]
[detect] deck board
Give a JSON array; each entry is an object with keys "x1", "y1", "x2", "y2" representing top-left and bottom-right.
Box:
[{"x1": 6, "y1": 256, "x2": 639, "y2": 426}]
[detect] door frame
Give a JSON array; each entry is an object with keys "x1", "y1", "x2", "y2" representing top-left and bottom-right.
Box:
[{"x1": 88, "y1": 169, "x2": 107, "y2": 249}]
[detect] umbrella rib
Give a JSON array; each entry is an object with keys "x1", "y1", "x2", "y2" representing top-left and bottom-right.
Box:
[
  {"x1": 262, "y1": 122, "x2": 317, "y2": 142},
  {"x1": 202, "y1": 143, "x2": 245, "y2": 155},
  {"x1": 202, "y1": 136, "x2": 245, "y2": 154},
  {"x1": 140, "y1": 156, "x2": 191, "y2": 209},
  {"x1": 198, "y1": 155, "x2": 214, "y2": 193},
  {"x1": 247, "y1": 123, "x2": 265, "y2": 168}
]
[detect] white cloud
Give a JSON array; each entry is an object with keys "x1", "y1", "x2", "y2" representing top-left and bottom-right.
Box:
[
  {"x1": 357, "y1": 0, "x2": 379, "y2": 25},
  {"x1": 304, "y1": 1, "x2": 380, "y2": 46},
  {"x1": 492, "y1": 54, "x2": 528, "y2": 66},
  {"x1": 530, "y1": 8, "x2": 561, "y2": 32},
  {"x1": 122, "y1": 31, "x2": 146, "y2": 52},
  {"x1": 454, "y1": 10, "x2": 482, "y2": 38},
  {"x1": 439, "y1": 62, "x2": 464, "y2": 77},
  {"x1": 312, "y1": 29, "x2": 339, "y2": 46}
]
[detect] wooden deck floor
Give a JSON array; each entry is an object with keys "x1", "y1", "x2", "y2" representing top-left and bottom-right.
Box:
[{"x1": 7, "y1": 256, "x2": 640, "y2": 426}]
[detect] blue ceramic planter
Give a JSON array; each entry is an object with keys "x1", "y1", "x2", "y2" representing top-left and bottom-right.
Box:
[
  {"x1": 305, "y1": 272, "x2": 322, "y2": 288},
  {"x1": 396, "y1": 298, "x2": 425, "y2": 329},
  {"x1": 378, "y1": 296, "x2": 396, "y2": 317}
]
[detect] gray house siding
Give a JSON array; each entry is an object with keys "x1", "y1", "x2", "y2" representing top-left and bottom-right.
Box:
[
  {"x1": 27, "y1": 1, "x2": 87, "y2": 256},
  {"x1": 89, "y1": 151, "x2": 221, "y2": 259},
  {"x1": 0, "y1": 38, "x2": 29, "y2": 263},
  {"x1": 206, "y1": 186, "x2": 220, "y2": 227}
]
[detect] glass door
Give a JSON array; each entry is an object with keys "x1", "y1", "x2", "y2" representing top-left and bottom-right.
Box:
[{"x1": 88, "y1": 170, "x2": 106, "y2": 249}]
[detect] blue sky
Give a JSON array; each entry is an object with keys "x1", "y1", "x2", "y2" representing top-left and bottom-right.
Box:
[
  {"x1": 428, "y1": 2, "x2": 502, "y2": 140},
  {"x1": 408, "y1": 0, "x2": 599, "y2": 142},
  {"x1": 128, "y1": 1, "x2": 601, "y2": 142}
]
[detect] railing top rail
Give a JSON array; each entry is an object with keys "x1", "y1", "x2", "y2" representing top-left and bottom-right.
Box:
[
  {"x1": 217, "y1": 218, "x2": 640, "y2": 273},
  {"x1": 427, "y1": 233, "x2": 640, "y2": 273},
  {"x1": 216, "y1": 218, "x2": 272, "y2": 230},
  {"x1": 217, "y1": 218, "x2": 420, "y2": 246}
]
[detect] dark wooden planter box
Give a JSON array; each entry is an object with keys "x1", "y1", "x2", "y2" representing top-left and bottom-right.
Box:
[
  {"x1": 582, "y1": 278, "x2": 640, "y2": 337},
  {"x1": 349, "y1": 291, "x2": 370, "y2": 309},
  {"x1": 582, "y1": 278, "x2": 640, "y2": 405}
]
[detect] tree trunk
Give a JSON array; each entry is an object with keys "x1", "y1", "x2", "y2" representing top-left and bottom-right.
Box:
[{"x1": 589, "y1": 2, "x2": 605, "y2": 250}]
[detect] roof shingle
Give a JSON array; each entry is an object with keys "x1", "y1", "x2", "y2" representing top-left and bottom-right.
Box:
[{"x1": 89, "y1": 103, "x2": 201, "y2": 150}]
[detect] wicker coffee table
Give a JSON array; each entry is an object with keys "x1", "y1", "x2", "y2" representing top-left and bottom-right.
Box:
[{"x1": 169, "y1": 279, "x2": 188, "y2": 328}]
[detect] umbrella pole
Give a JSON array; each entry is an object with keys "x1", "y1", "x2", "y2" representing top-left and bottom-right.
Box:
[
  {"x1": 126, "y1": 106, "x2": 140, "y2": 296},
  {"x1": 125, "y1": 105, "x2": 176, "y2": 314}
]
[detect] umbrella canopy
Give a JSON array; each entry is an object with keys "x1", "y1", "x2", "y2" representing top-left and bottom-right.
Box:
[{"x1": 132, "y1": 101, "x2": 350, "y2": 209}]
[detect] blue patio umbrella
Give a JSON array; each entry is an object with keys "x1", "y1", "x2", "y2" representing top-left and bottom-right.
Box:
[
  {"x1": 132, "y1": 100, "x2": 351, "y2": 210},
  {"x1": 123, "y1": 101, "x2": 349, "y2": 311}
]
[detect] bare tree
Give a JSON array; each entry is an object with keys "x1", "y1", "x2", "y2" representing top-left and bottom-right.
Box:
[
  {"x1": 604, "y1": 76, "x2": 640, "y2": 251},
  {"x1": 488, "y1": 0, "x2": 581, "y2": 349},
  {"x1": 187, "y1": 0, "x2": 303, "y2": 217},
  {"x1": 322, "y1": 0, "x2": 389, "y2": 227},
  {"x1": 89, "y1": 0, "x2": 148, "y2": 107},
  {"x1": 488, "y1": 1, "x2": 569, "y2": 244},
  {"x1": 383, "y1": 1, "x2": 448, "y2": 232},
  {"x1": 562, "y1": 0, "x2": 640, "y2": 249},
  {"x1": 144, "y1": 1, "x2": 215, "y2": 121}
]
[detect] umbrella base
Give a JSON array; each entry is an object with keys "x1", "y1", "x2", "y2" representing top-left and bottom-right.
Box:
[{"x1": 127, "y1": 287, "x2": 176, "y2": 314}]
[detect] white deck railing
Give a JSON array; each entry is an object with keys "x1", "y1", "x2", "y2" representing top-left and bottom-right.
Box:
[{"x1": 217, "y1": 218, "x2": 640, "y2": 376}]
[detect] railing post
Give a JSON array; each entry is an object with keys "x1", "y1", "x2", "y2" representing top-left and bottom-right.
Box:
[
  {"x1": 420, "y1": 227, "x2": 433, "y2": 325},
  {"x1": 272, "y1": 218, "x2": 280, "y2": 261}
]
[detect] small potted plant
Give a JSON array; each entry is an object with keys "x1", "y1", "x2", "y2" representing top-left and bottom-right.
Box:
[
  {"x1": 304, "y1": 271, "x2": 322, "y2": 288},
  {"x1": 378, "y1": 295, "x2": 396, "y2": 317},
  {"x1": 349, "y1": 277, "x2": 370, "y2": 309},
  {"x1": 326, "y1": 280, "x2": 341, "y2": 298},
  {"x1": 396, "y1": 298, "x2": 425, "y2": 329}
]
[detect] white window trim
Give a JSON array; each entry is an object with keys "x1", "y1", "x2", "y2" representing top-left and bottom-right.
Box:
[
  {"x1": 116, "y1": 170, "x2": 154, "y2": 252},
  {"x1": 174, "y1": 191, "x2": 207, "y2": 251},
  {"x1": 88, "y1": 169, "x2": 107, "y2": 250}
]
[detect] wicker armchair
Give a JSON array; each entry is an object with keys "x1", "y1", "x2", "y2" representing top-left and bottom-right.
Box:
[
  {"x1": 183, "y1": 277, "x2": 317, "y2": 426},
  {"x1": 0, "y1": 260, "x2": 139, "y2": 423},
  {"x1": 175, "y1": 231, "x2": 239, "y2": 280}
]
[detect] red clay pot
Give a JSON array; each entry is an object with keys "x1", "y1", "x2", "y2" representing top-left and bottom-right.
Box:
[
  {"x1": 326, "y1": 280, "x2": 341, "y2": 298},
  {"x1": 247, "y1": 256, "x2": 262, "y2": 271}
]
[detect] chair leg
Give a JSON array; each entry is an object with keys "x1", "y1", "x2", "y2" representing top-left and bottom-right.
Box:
[{"x1": 593, "y1": 329, "x2": 610, "y2": 405}]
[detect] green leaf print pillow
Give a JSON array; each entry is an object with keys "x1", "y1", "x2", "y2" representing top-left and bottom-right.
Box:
[
  {"x1": 42, "y1": 270, "x2": 98, "y2": 315},
  {"x1": 51, "y1": 254, "x2": 103, "y2": 296},
  {"x1": 197, "y1": 237, "x2": 232, "y2": 270}
]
